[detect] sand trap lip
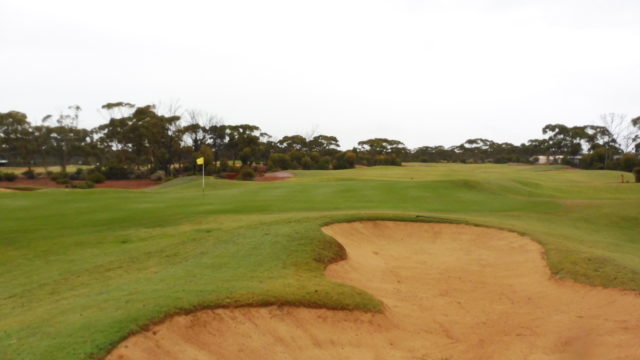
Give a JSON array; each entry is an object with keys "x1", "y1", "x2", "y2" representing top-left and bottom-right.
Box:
[{"x1": 107, "y1": 221, "x2": 640, "y2": 360}]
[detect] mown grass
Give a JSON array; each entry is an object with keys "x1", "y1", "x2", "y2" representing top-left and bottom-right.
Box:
[{"x1": 0, "y1": 163, "x2": 639, "y2": 359}]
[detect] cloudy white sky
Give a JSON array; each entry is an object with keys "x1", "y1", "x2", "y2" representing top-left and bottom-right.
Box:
[{"x1": 1, "y1": 0, "x2": 639, "y2": 149}]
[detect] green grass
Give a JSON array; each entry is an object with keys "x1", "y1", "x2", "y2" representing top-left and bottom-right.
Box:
[{"x1": 1, "y1": 163, "x2": 639, "y2": 359}]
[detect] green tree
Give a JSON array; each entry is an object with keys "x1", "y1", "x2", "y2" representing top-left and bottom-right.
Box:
[
  {"x1": 277, "y1": 135, "x2": 307, "y2": 152},
  {"x1": 0, "y1": 111, "x2": 35, "y2": 168},
  {"x1": 226, "y1": 125, "x2": 262, "y2": 166},
  {"x1": 44, "y1": 105, "x2": 88, "y2": 173},
  {"x1": 357, "y1": 138, "x2": 406, "y2": 166}
]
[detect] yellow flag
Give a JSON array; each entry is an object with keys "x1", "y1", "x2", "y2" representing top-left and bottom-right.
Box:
[{"x1": 196, "y1": 157, "x2": 204, "y2": 165}]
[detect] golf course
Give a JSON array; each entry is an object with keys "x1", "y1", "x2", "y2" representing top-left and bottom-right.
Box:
[{"x1": 1, "y1": 163, "x2": 639, "y2": 359}]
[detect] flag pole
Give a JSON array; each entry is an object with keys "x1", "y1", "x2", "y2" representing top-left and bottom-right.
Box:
[{"x1": 202, "y1": 163, "x2": 205, "y2": 195}]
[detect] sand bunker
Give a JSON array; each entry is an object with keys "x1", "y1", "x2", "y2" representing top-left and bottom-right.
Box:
[
  {"x1": 255, "y1": 171, "x2": 295, "y2": 182},
  {"x1": 107, "y1": 221, "x2": 640, "y2": 360}
]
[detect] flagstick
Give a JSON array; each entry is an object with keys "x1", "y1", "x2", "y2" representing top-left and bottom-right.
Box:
[{"x1": 202, "y1": 163, "x2": 205, "y2": 195}]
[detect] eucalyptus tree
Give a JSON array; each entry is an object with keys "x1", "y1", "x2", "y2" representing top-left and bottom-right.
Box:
[
  {"x1": 225, "y1": 124, "x2": 262, "y2": 165},
  {"x1": 0, "y1": 111, "x2": 34, "y2": 168},
  {"x1": 307, "y1": 135, "x2": 340, "y2": 155},
  {"x1": 357, "y1": 138, "x2": 406, "y2": 165},
  {"x1": 277, "y1": 135, "x2": 307, "y2": 152},
  {"x1": 43, "y1": 105, "x2": 88, "y2": 173}
]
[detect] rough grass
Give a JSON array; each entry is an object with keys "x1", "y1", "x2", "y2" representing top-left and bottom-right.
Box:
[{"x1": 0, "y1": 163, "x2": 639, "y2": 360}]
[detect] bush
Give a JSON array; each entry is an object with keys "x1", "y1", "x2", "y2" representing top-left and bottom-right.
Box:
[
  {"x1": 300, "y1": 156, "x2": 314, "y2": 170},
  {"x1": 333, "y1": 151, "x2": 356, "y2": 170},
  {"x1": 315, "y1": 156, "x2": 332, "y2": 170},
  {"x1": 204, "y1": 164, "x2": 217, "y2": 176},
  {"x1": 130, "y1": 168, "x2": 149, "y2": 180},
  {"x1": 620, "y1": 154, "x2": 639, "y2": 172},
  {"x1": 65, "y1": 181, "x2": 95, "y2": 189},
  {"x1": 633, "y1": 167, "x2": 640, "y2": 183},
  {"x1": 22, "y1": 169, "x2": 36, "y2": 179},
  {"x1": 218, "y1": 160, "x2": 231, "y2": 173},
  {"x1": 149, "y1": 170, "x2": 166, "y2": 182},
  {"x1": 78, "y1": 181, "x2": 95, "y2": 189},
  {"x1": 67, "y1": 181, "x2": 95, "y2": 189},
  {"x1": 56, "y1": 177, "x2": 70, "y2": 185},
  {"x1": 69, "y1": 168, "x2": 86, "y2": 181},
  {"x1": 2, "y1": 172, "x2": 17, "y2": 182},
  {"x1": 268, "y1": 153, "x2": 291, "y2": 170},
  {"x1": 87, "y1": 172, "x2": 106, "y2": 184},
  {"x1": 49, "y1": 171, "x2": 69, "y2": 184},
  {"x1": 238, "y1": 167, "x2": 256, "y2": 181},
  {"x1": 102, "y1": 164, "x2": 131, "y2": 180}
]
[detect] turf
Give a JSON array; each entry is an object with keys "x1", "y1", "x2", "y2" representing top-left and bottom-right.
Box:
[{"x1": 0, "y1": 163, "x2": 638, "y2": 359}]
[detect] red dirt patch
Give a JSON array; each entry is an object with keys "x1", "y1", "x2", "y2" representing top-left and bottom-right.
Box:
[
  {"x1": 255, "y1": 171, "x2": 294, "y2": 182},
  {"x1": 96, "y1": 180, "x2": 158, "y2": 189}
]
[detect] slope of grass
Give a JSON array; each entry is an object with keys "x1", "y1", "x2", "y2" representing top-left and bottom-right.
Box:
[{"x1": 0, "y1": 163, "x2": 639, "y2": 359}]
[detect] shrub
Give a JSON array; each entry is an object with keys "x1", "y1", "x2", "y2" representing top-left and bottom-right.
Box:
[
  {"x1": 22, "y1": 169, "x2": 36, "y2": 179},
  {"x1": 69, "y1": 168, "x2": 86, "y2": 181},
  {"x1": 2, "y1": 172, "x2": 17, "y2": 182},
  {"x1": 87, "y1": 172, "x2": 106, "y2": 184},
  {"x1": 130, "y1": 168, "x2": 149, "y2": 180},
  {"x1": 56, "y1": 177, "x2": 70, "y2": 185},
  {"x1": 633, "y1": 167, "x2": 640, "y2": 183},
  {"x1": 66, "y1": 181, "x2": 95, "y2": 189},
  {"x1": 49, "y1": 171, "x2": 69, "y2": 184},
  {"x1": 315, "y1": 156, "x2": 332, "y2": 170},
  {"x1": 620, "y1": 154, "x2": 639, "y2": 172},
  {"x1": 300, "y1": 156, "x2": 314, "y2": 170},
  {"x1": 239, "y1": 147, "x2": 253, "y2": 166},
  {"x1": 238, "y1": 167, "x2": 256, "y2": 181},
  {"x1": 218, "y1": 160, "x2": 231, "y2": 173},
  {"x1": 333, "y1": 151, "x2": 356, "y2": 170},
  {"x1": 288, "y1": 150, "x2": 305, "y2": 169},
  {"x1": 103, "y1": 164, "x2": 131, "y2": 180},
  {"x1": 149, "y1": 170, "x2": 166, "y2": 182},
  {"x1": 204, "y1": 164, "x2": 217, "y2": 176},
  {"x1": 268, "y1": 153, "x2": 291, "y2": 170},
  {"x1": 78, "y1": 181, "x2": 95, "y2": 189}
]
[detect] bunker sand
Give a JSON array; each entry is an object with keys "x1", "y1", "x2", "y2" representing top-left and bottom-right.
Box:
[{"x1": 108, "y1": 222, "x2": 640, "y2": 359}]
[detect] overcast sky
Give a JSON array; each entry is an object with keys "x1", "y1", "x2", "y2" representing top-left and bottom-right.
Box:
[{"x1": 1, "y1": 0, "x2": 639, "y2": 149}]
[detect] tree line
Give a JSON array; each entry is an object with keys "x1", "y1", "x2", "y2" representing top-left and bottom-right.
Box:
[
  {"x1": 0, "y1": 103, "x2": 409, "y2": 180},
  {"x1": 1, "y1": 104, "x2": 640, "y2": 182},
  {"x1": 407, "y1": 114, "x2": 640, "y2": 172}
]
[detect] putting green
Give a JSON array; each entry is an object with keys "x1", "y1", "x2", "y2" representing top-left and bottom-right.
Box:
[{"x1": 0, "y1": 164, "x2": 638, "y2": 359}]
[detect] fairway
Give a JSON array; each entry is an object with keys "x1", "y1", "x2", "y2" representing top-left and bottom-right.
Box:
[{"x1": 1, "y1": 164, "x2": 639, "y2": 359}]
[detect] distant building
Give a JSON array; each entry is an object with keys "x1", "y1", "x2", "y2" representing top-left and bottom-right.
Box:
[
  {"x1": 531, "y1": 155, "x2": 581, "y2": 165},
  {"x1": 530, "y1": 155, "x2": 563, "y2": 165}
]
